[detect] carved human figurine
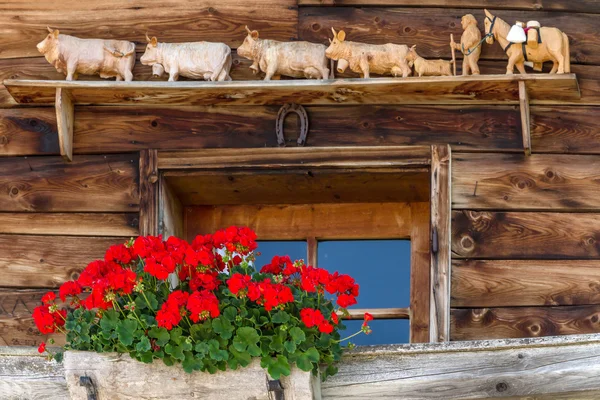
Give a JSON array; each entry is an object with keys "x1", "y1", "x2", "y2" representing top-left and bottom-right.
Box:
[
  {"x1": 237, "y1": 26, "x2": 331, "y2": 80},
  {"x1": 450, "y1": 14, "x2": 481, "y2": 76},
  {"x1": 483, "y1": 9, "x2": 570, "y2": 74},
  {"x1": 325, "y1": 28, "x2": 411, "y2": 79},
  {"x1": 406, "y1": 45, "x2": 454, "y2": 77},
  {"x1": 140, "y1": 35, "x2": 232, "y2": 81},
  {"x1": 36, "y1": 27, "x2": 135, "y2": 81}
]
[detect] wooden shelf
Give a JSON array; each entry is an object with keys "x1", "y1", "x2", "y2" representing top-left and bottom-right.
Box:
[{"x1": 3, "y1": 74, "x2": 579, "y2": 106}]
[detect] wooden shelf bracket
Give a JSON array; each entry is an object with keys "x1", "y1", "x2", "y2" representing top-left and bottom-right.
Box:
[
  {"x1": 518, "y1": 80, "x2": 532, "y2": 156},
  {"x1": 55, "y1": 88, "x2": 74, "y2": 162}
]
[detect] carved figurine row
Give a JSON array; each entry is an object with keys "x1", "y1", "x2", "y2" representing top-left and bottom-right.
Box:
[{"x1": 36, "y1": 9, "x2": 570, "y2": 82}]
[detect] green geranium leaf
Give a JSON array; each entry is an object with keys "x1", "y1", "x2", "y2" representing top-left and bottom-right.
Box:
[
  {"x1": 223, "y1": 306, "x2": 238, "y2": 321},
  {"x1": 182, "y1": 351, "x2": 203, "y2": 373},
  {"x1": 208, "y1": 339, "x2": 229, "y2": 361},
  {"x1": 228, "y1": 345, "x2": 252, "y2": 369},
  {"x1": 100, "y1": 309, "x2": 119, "y2": 331},
  {"x1": 145, "y1": 293, "x2": 159, "y2": 311},
  {"x1": 289, "y1": 327, "x2": 306, "y2": 345},
  {"x1": 162, "y1": 356, "x2": 175, "y2": 366},
  {"x1": 195, "y1": 342, "x2": 209, "y2": 357},
  {"x1": 170, "y1": 327, "x2": 184, "y2": 344},
  {"x1": 149, "y1": 327, "x2": 170, "y2": 347},
  {"x1": 295, "y1": 347, "x2": 320, "y2": 372},
  {"x1": 212, "y1": 317, "x2": 234, "y2": 340},
  {"x1": 284, "y1": 340, "x2": 297, "y2": 354},
  {"x1": 116, "y1": 320, "x2": 138, "y2": 346},
  {"x1": 271, "y1": 311, "x2": 290, "y2": 324},
  {"x1": 266, "y1": 355, "x2": 291, "y2": 380},
  {"x1": 139, "y1": 350, "x2": 153, "y2": 363},
  {"x1": 136, "y1": 335, "x2": 151, "y2": 353},
  {"x1": 233, "y1": 327, "x2": 260, "y2": 352},
  {"x1": 269, "y1": 335, "x2": 284, "y2": 353},
  {"x1": 304, "y1": 347, "x2": 320, "y2": 363}
]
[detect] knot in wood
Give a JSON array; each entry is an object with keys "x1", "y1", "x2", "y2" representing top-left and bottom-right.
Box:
[
  {"x1": 0, "y1": 135, "x2": 8, "y2": 145},
  {"x1": 9, "y1": 186, "x2": 19, "y2": 197},
  {"x1": 496, "y1": 382, "x2": 508, "y2": 392},
  {"x1": 148, "y1": 173, "x2": 159, "y2": 184}
]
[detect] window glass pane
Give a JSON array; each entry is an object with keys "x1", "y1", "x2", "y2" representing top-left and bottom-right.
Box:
[
  {"x1": 318, "y1": 240, "x2": 411, "y2": 344},
  {"x1": 253, "y1": 241, "x2": 307, "y2": 271}
]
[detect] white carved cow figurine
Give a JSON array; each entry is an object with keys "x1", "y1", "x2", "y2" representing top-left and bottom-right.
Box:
[
  {"x1": 237, "y1": 26, "x2": 331, "y2": 80},
  {"x1": 325, "y1": 28, "x2": 411, "y2": 79},
  {"x1": 36, "y1": 27, "x2": 135, "y2": 81},
  {"x1": 140, "y1": 35, "x2": 232, "y2": 81}
]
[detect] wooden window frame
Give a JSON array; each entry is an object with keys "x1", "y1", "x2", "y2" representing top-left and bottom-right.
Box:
[{"x1": 140, "y1": 145, "x2": 451, "y2": 343}]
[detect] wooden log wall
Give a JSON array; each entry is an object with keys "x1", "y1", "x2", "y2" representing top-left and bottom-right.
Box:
[{"x1": 1, "y1": 0, "x2": 600, "y2": 346}]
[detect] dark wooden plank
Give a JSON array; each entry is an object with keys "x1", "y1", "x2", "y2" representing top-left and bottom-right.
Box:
[
  {"x1": 167, "y1": 169, "x2": 430, "y2": 205},
  {"x1": 452, "y1": 260, "x2": 600, "y2": 307},
  {"x1": 299, "y1": 8, "x2": 599, "y2": 65},
  {"x1": 531, "y1": 106, "x2": 600, "y2": 154},
  {"x1": 297, "y1": 0, "x2": 600, "y2": 13},
  {"x1": 430, "y1": 145, "x2": 451, "y2": 342},
  {"x1": 452, "y1": 153, "x2": 600, "y2": 210},
  {"x1": 0, "y1": 154, "x2": 139, "y2": 212},
  {"x1": 451, "y1": 305, "x2": 600, "y2": 340},
  {"x1": 0, "y1": 213, "x2": 138, "y2": 236},
  {"x1": 139, "y1": 149, "x2": 158, "y2": 236},
  {"x1": 0, "y1": 235, "x2": 128, "y2": 289},
  {"x1": 452, "y1": 211, "x2": 600, "y2": 259},
  {"x1": 410, "y1": 202, "x2": 430, "y2": 343},
  {"x1": 0, "y1": 0, "x2": 297, "y2": 59},
  {"x1": 185, "y1": 203, "x2": 413, "y2": 241}
]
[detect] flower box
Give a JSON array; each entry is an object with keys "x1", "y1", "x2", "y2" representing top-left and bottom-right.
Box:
[{"x1": 64, "y1": 350, "x2": 321, "y2": 400}]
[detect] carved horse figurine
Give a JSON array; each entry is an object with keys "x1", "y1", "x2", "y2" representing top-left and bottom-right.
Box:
[{"x1": 483, "y1": 9, "x2": 570, "y2": 74}]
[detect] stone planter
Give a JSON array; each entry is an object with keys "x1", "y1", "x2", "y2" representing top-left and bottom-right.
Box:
[{"x1": 64, "y1": 351, "x2": 321, "y2": 400}]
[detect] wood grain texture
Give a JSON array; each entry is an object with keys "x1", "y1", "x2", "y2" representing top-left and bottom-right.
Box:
[
  {"x1": 185, "y1": 203, "x2": 413, "y2": 240},
  {"x1": 159, "y1": 176, "x2": 183, "y2": 240},
  {"x1": 531, "y1": 105, "x2": 600, "y2": 153},
  {"x1": 3, "y1": 75, "x2": 581, "y2": 106},
  {"x1": 452, "y1": 153, "x2": 600, "y2": 210},
  {"x1": 0, "y1": 154, "x2": 139, "y2": 212},
  {"x1": 409, "y1": 202, "x2": 430, "y2": 343},
  {"x1": 0, "y1": 0, "x2": 297, "y2": 59},
  {"x1": 158, "y1": 146, "x2": 431, "y2": 170},
  {"x1": 518, "y1": 81, "x2": 531, "y2": 155},
  {"x1": 139, "y1": 149, "x2": 158, "y2": 236},
  {"x1": 168, "y1": 169, "x2": 430, "y2": 205},
  {"x1": 0, "y1": 290, "x2": 64, "y2": 346},
  {"x1": 299, "y1": 7, "x2": 599, "y2": 65},
  {"x1": 296, "y1": 0, "x2": 600, "y2": 13},
  {"x1": 322, "y1": 334, "x2": 600, "y2": 399},
  {"x1": 0, "y1": 213, "x2": 138, "y2": 236},
  {"x1": 0, "y1": 235, "x2": 129, "y2": 289},
  {"x1": 430, "y1": 145, "x2": 451, "y2": 342},
  {"x1": 451, "y1": 305, "x2": 600, "y2": 340},
  {"x1": 452, "y1": 211, "x2": 600, "y2": 259},
  {"x1": 55, "y1": 88, "x2": 74, "y2": 162},
  {"x1": 452, "y1": 260, "x2": 600, "y2": 308}
]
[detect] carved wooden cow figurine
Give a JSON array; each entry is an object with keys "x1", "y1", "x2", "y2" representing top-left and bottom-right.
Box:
[
  {"x1": 36, "y1": 27, "x2": 135, "y2": 81},
  {"x1": 140, "y1": 35, "x2": 232, "y2": 81},
  {"x1": 406, "y1": 45, "x2": 454, "y2": 77},
  {"x1": 325, "y1": 28, "x2": 411, "y2": 79},
  {"x1": 237, "y1": 26, "x2": 331, "y2": 80}
]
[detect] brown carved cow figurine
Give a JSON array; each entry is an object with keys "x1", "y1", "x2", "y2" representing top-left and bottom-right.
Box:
[
  {"x1": 141, "y1": 35, "x2": 232, "y2": 81},
  {"x1": 36, "y1": 27, "x2": 135, "y2": 81},
  {"x1": 406, "y1": 45, "x2": 454, "y2": 77},
  {"x1": 325, "y1": 28, "x2": 411, "y2": 79},
  {"x1": 237, "y1": 26, "x2": 331, "y2": 80}
]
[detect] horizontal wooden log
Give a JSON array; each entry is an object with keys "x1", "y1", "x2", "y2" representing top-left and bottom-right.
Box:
[
  {"x1": 344, "y1": 308, "x2": 410, "y2": 320},
  {"x1": 0, "y1": 213, "x2": 138, "y2": 236},
  {"x1": 0, "y1": 235, "x2": 129, "y2": 288},
  {"x1": 0, "y1": 154, "x2": 139, "y2": 212},
  {"x1": 452, "y1": 211, "x2": 600, "y2": 259},
  {"x1": 0, "y1": 0, "x2": 297, "y2": 59},
  {"x1": 297, "y1": 0, "x2": 600, "y2": 13},
  {"x1": 185, "y1": 202, "x2": 414, "y2": 240},
  {"x1": 452, "y1": 260, "x2": 600, "y2": 307},
  {"x1": 168, "y1": 169, "x2": 430, "y2": 205},
  {"x1": 323, "y1": 334, "x2": 600, "y2": 399},
  {"x1": 0, "y1": 290, "x2": 64, "y2": 346},
  {"x1": 299, "y1": 7, "x2": 600, "y2": 65},
  {"x1": 451, "y1": 305, "x2": 600, "y2": 340},
  {"x1": 452, "y1": 153, "x2": 600, "y2": 210},
  {"x1": 531, "y1": 105, "x2": 600, "y2": 153}
]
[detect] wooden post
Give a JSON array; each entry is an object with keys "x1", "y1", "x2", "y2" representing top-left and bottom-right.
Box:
[
  {"x1": 307, "y1": 237, "x2": 318, "y2": 267},
  {"x1": 430, "y1": 145, "x2": 451, "y2": 342},
  {"x1": 450, "y1": 34, "x2": 457, "y2": 77},
  {"x1": 518, "y1": 80, "x2": 532, "y2": 156},
  {"x1": 410, "y1": 202, "x2": 431, "y2": 343},
  {"x1": 139, "y1": 149, "x2": 158, "y2": 236},
  {"x1": 55, "y1": 88, "x2": 74, "y2": 162}
]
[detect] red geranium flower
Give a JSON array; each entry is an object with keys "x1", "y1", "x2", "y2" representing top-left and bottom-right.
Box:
[
  {"x1": 41, "y1": 292, "x2": 56, "y2": 304},
  {"x1": 331, "y1": 311, "x2": 339, "y2": 325},
  {"x1": 59, "y1": 281, "x2": 82, "y2": 302},
  {"x1": 337, "y1": 293, "x2": 357, "y2": 308},
  {"x1": 38, "y1": 342, "x2": 46, "y2": 354},
  {"x1": 186, "y1": 290, "x2": 220, "y2": 322},
  {"x1": 227, "y1": 273, "x2": 251, "y2": 295}
]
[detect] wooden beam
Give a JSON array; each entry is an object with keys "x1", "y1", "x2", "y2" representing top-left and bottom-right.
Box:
[
  {"x1": 306, "y1": 237, "x2": 318, "y2": 267},
  {"x1": 139, "y1": 149, "x2": 158, "y2": 236},
  {"x1": 55, "y1": 88, "x2": 73, "y2": 162},
  {"x1": 321, "y1": 334, "x2": 600, "y2": 399},
  {"x1": 3, "y1": 75, "x2": 581, "y2": 106},
  {"x1": 519, "y1": 80, "x2": 532, "y2": 155},
  {"x1": 410, "y1": 202, "x2": 430, "y2": 343},
  {"x1": 185, "y1": 203, "x2": 413, "y2": 241},
  {"x1": 0, "y1": 213, "x2": 138, "y2": 236},
  {"x1": 344, "y1": 308, "x2": 410, "y2": 320},
  {"x1": 430, "y1": 145, "x2": 451, "y2": 342},
  {"x1": 158, "y1": 175, "x2": 183, "y2": 240}
]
